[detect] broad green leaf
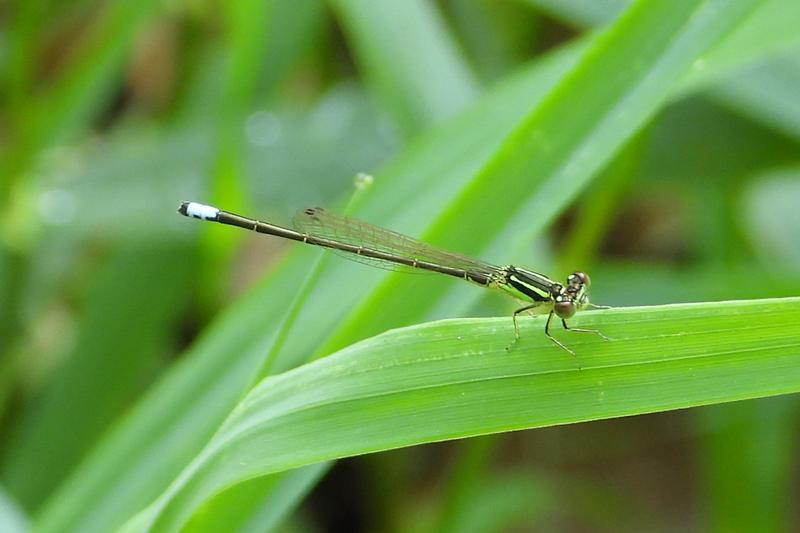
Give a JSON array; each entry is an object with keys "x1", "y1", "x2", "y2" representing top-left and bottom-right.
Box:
[{"x1": 141, "y1": 297, "x2": 800, "y2": 530}]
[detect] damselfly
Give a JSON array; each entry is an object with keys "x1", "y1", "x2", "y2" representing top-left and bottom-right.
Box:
[{"x1": 178, "y1": 201, "x2": 607, "y2": 356}]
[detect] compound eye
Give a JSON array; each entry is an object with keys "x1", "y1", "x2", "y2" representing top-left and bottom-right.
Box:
[
  {"x1": 569, "y1": 271, "x2": 590, "y2": 288},
  {"x1": 554, "y1": 298, "x2": 576, "y2": 319}
]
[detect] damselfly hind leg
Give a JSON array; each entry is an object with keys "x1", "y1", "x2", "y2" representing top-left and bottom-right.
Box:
[
  {"x1": 505, "y1": 303, "x2": 539, "y2": 351},
  {"x1": 561, "y1": 318, "x2": 610, "y2": 341}
]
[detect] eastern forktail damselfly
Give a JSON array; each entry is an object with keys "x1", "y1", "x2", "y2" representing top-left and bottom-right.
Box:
[{"x1": 178, "y1": 201, "x2": 607, "y2": 356}]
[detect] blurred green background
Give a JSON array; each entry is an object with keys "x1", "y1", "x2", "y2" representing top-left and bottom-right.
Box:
[{"x1": 1, "y1": 0, "x2": 799, "y2": 531}]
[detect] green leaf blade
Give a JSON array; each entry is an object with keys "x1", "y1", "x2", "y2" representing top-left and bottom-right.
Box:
[{"x1": 147, "y1": 297, "x2": 800, "y2": 531}]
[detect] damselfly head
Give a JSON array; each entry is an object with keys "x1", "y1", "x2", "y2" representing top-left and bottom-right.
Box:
[
  {"x1": 567, "y1": 271, "x2": 590, "y2": 288},
  {"x1": 303, "y1": 207, "x2": 323, "y2": 218},
  {"x1": 553, "y1": 271, "x2": 591, "y2": 318}
]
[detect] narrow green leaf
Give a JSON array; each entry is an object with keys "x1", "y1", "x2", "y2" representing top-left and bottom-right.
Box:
[{"x1": 143, "y1": 297, "x2": 800, "y2": 530}]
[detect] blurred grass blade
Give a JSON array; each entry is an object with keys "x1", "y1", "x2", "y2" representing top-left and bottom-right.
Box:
[
  {"x1": 529, "y1": 0, "x2": 800, "y2": 135},
  {"x1": 697, "y1": 398, "x2": 799, "y2": 531},
  {"x1": 440, "y1": 472, "x2": 555, "y2": 532},
  {"x1": 0, "y1": 248, "x2": 25, "y2": 418},
  {"x1": 142, "y1": 297, "x2": 800, "y2": 530},
  {"x1": 435, "y1": 436, "x2": 499, "y2": 532},
  {"x1": 183, "y1": 463, "x2": 330, "y2": 533},
  {"x1": 556, "y1": 131, "x2": 644, "y2": 273},
  {"x1": 33, "y1": 253, "x2": 314, "y2": 533},
  {"x1": 709, "y1": 50, "x2": 800, "y2": 142},
  {"x1": 685, "y1": 0, "x2": 800, "y2": 90},
  {"x1": 3, "y1": 0, "x2": 165, "y2": 202},
  {"x1": 201, "y1": 0, "x2": 278, "y2": 302},
  {"x1": 522, "y1": 0, "x2": 627, "y2": 27},
  {"x1": 332, "y1": 0, "x2": 480, "y2": 135},
  {"x1": 446, "y1": 0, "x2": 541, "y2": 82},
  {"x1": 0, "y1": 244, "x2": 194, "y2": 509},
  {"x1": 0, "y1": 485, "x2": 28, "y2": 533},
  {"x1": 176, "y1": 0, "x2": 326, "y2": 122},
  {"x1": 211, "y1": 0, "x2": 277, "y2": 211},
  {"x1": 743, "y1": 168, "x2": 800, "y2": 271}
]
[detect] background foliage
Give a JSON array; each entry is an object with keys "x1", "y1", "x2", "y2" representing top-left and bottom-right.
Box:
[{"x1": 1, "y1": 0, "x2": 799, "y2": 531}]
